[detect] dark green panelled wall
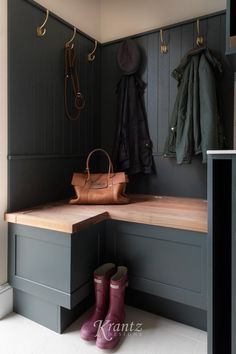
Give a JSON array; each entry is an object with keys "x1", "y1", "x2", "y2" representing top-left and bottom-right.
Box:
[
  {"x1": 8, "y1": 2, "x2": 236, "y2": 211},
  {"x1": 8, "y1": 0, "x2": 101, "y2": 211},
  {"x1": 101, "y1": 13, "x2": 236, "y2": 199}
]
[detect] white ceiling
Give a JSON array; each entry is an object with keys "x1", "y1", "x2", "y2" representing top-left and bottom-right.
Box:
[
  {"x1": 100, "y1": 0, "x2": 226, "y2": 42},
  {"x1": 36, "y1": 0, "x2": 226, "y2": 43}
]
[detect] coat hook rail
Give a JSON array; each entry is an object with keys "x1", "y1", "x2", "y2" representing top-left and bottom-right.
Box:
[
  {"x1": 65, "y1": 26, "x2": 77, "y2": 48},
  {"x1": 36, "y1": 9, "x2": 49, "y2": 37},
  {"x1": 88, "y1": 40, "x2": 98, "y2": 62},
  {"x1": 196, "y1": 19, "x2": 204, "y2": 47},
  {"x1": 160, "y1": 29, "x2": 168, "y2": 54}
]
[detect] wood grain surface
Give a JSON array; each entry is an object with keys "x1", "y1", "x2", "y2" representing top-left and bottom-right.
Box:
[{"x1": 5, "y1": 195, "x2": 208, "y2": 234}]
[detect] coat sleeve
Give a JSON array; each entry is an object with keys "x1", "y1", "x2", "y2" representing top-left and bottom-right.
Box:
[
  {"x1": 199, "y1": 54, "x2": 223, "y2": 163},
  {"x1": 164, "y1": 62, "x2": 194, "y2": 164}
]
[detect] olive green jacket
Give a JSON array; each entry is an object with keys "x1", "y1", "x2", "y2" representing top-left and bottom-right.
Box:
[{"x1": 164, "y1": 47, "x2": 224, "y2": 164}]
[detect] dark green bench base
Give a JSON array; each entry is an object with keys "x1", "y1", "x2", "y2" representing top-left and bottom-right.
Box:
[
  {"x1": 9, "y1": 220, "x2": 207, "y2": 333},
  {"x1": 14, "y1": 288, "x2": 94, "y2": 333}
]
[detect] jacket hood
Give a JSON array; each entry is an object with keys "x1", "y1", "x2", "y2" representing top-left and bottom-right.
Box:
[{"x1": 172, "y1": 46, "x2": 222, "y2": 82}]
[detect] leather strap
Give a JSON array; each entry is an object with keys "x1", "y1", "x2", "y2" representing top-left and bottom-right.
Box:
[
  {"x1": 64, "y1": 45, "x2": 85, "y2": 121},
  {"x1": 85, "y1": 149, "x2": 114, "y2": 183}
]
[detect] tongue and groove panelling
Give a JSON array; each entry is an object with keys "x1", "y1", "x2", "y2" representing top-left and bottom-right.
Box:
[
  {"x1": 100, "y1": 12, "x2": 236, "y2": 199},
  {"x1": 8, "y1": 0, "x2": 101, "y2": 211},
  {"x1": 8, "y1": 4, "x2": 236, "y2": 209}
]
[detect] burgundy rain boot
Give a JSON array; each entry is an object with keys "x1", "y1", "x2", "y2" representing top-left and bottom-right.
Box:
[
  {"x1": 96, "y1": 266, "x2": 128, "y2": 349},
  {"x1": 80, "y1": 263, "x2": 116, "y2": 341}
]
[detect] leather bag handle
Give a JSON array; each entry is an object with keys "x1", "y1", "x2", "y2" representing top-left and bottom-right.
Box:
[{"x1": 86, "y1": 149, "x2": 114, "y2": 181}]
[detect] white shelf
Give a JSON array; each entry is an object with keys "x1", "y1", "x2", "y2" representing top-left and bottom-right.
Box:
[{"x1": 207, "y1": 150, "x2": 236, "y2": 155}]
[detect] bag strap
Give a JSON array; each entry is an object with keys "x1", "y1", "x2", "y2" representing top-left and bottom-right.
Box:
[{"x1": 86, "y1": 149, "x2": 114, "y2": 181}]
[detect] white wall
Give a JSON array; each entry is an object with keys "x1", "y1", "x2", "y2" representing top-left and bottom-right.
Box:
[
  {"x1": 35, "y1": 0, "x2": 101, "y2": 41},
  {"x1": 0, "y1": 0, "x2": 8, "y2": 286},
  {"x1": 100, "y1": 0, "x2": 226, "y2": 42}
]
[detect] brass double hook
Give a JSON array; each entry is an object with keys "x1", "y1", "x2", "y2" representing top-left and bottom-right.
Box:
[
  {"x1": 36, "y1": 9, "x2": 49, "y2": 37},
  {"x1": 160, "y1": 29, "x2": 168, "y2": 54},
  {"x1": 196, "y1": 19, "x2": 204, "y2": 47},
  {"x1": 65, "y1": 26, "x2": 77, "y2": 49},
  {"x1": 88, "y1": 40, "x2": 98, "y2": 62}
]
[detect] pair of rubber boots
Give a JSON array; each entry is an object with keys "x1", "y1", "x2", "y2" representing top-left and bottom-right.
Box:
[{"x1": 80, "y1": 263, "x2": 128, "y2": 349}]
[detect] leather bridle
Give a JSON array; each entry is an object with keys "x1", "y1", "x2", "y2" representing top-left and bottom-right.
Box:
[{"x1": 64, "y1": 44, "x2": 85, "y2": 121}]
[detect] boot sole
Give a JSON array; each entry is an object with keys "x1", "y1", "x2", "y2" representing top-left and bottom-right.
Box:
[{"x1": 80, "y1": 334, "x2": 96, "y2": 341}]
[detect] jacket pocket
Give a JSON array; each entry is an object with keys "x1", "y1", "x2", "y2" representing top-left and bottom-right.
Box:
[{"x1": 139, "y1": 139, "x2": 153, "y2": 168}]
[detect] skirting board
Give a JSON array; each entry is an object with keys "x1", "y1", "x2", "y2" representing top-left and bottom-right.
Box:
[
  {"x1": 13, "y1": 287, "x2": 206, "y2": 333},
  {"x1": 0, "y1": 284, "x2": 13, "y2": 319},
  {"x1": 126, "y1": 288, "x2": 207, "y2": 331}
]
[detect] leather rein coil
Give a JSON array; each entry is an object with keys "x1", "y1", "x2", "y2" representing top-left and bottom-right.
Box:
[{"x1": 64, "y1": 45, "x2": 85, "y2": 121}]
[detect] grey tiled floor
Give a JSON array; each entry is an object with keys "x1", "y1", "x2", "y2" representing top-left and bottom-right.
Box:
[{"x1": 0, "y1": 306, "x2": 207, "y2": 354}]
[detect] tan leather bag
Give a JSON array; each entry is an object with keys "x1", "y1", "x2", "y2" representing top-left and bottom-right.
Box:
[{"x1": 69, "y1": 149, "x2": 130, "y2": 205}]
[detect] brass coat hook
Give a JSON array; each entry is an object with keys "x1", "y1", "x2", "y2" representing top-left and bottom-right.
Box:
[
  {"x1": 88, "y1": 40, "x2": 98, "y2": 62},
  {"x1": 65, "y1": 27, "x2": 77, "y2": 48},
  {"x1": 196, "y1": 19, "x2": 204, "y2": 47},
  {"x1": 160, "y1": 29, "x2": 168, "y2": 54},
  {"x1": 36, "y1": 9, "x2": 49, "y2": 37}
]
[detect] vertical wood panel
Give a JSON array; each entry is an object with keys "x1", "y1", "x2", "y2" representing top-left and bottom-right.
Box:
[
  {"x1": 220, "y1": 14, "x2": 234, "y2": 148},
  {"x1": 9, "y1": 0, "x2": 40, "y2": 155},
  {"x1": 147, "y1": 33, "x2": 158, "y2": 154},
  {"x1": 101, "y1": 43, "x2": 121, "y2": 153},
  {"x1": 135, "y1": 36, "x2": 148, "y2": 107},
  {"x1": 94, "y1": 46, "x2": 101, "y2": 149},
  {"x1": 50, "y1": 22, "x2": 66, "y2": 155},
  {"x1": 181, "y1": 23, "x2": 194, "y2": 57},
  {"x1": 169, "y1": 27, "x2": 181, "y2": 130},
  {"x1": 206, "y1": 16, "x2": 221, "y2": 53},
  {"x1": 220, "y1": 14, "x2": 227, "y2": 62},
  {"x1": 157, "y1": 29, "x2": 170, "y2": 153}
]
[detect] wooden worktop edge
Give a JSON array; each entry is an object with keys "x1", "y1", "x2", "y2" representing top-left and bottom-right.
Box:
[{"x1": 4, "y1": 195, "x2": 208, "y2": 234}]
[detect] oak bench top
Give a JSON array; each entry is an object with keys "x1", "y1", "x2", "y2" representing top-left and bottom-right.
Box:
[{"x1": 5, "y1": 194, "x2": 208, "y2": 234}]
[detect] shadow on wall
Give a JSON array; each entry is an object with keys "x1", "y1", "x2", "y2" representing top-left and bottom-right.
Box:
[{"x1": 127, "y1": 156, "x2": 207, "y2": 198}]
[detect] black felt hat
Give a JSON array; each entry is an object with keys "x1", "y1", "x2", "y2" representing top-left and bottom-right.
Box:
[{"x1": 117, "y1": 39, "x2": 141, "y2": 75}]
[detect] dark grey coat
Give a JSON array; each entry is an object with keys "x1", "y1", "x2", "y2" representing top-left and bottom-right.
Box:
[
  {"x1": 113, "y1": 75, "x2": 153, "y2": 175},
  {"x1": 164, "y1": 46, "x2": 224, "y2": 164}
]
